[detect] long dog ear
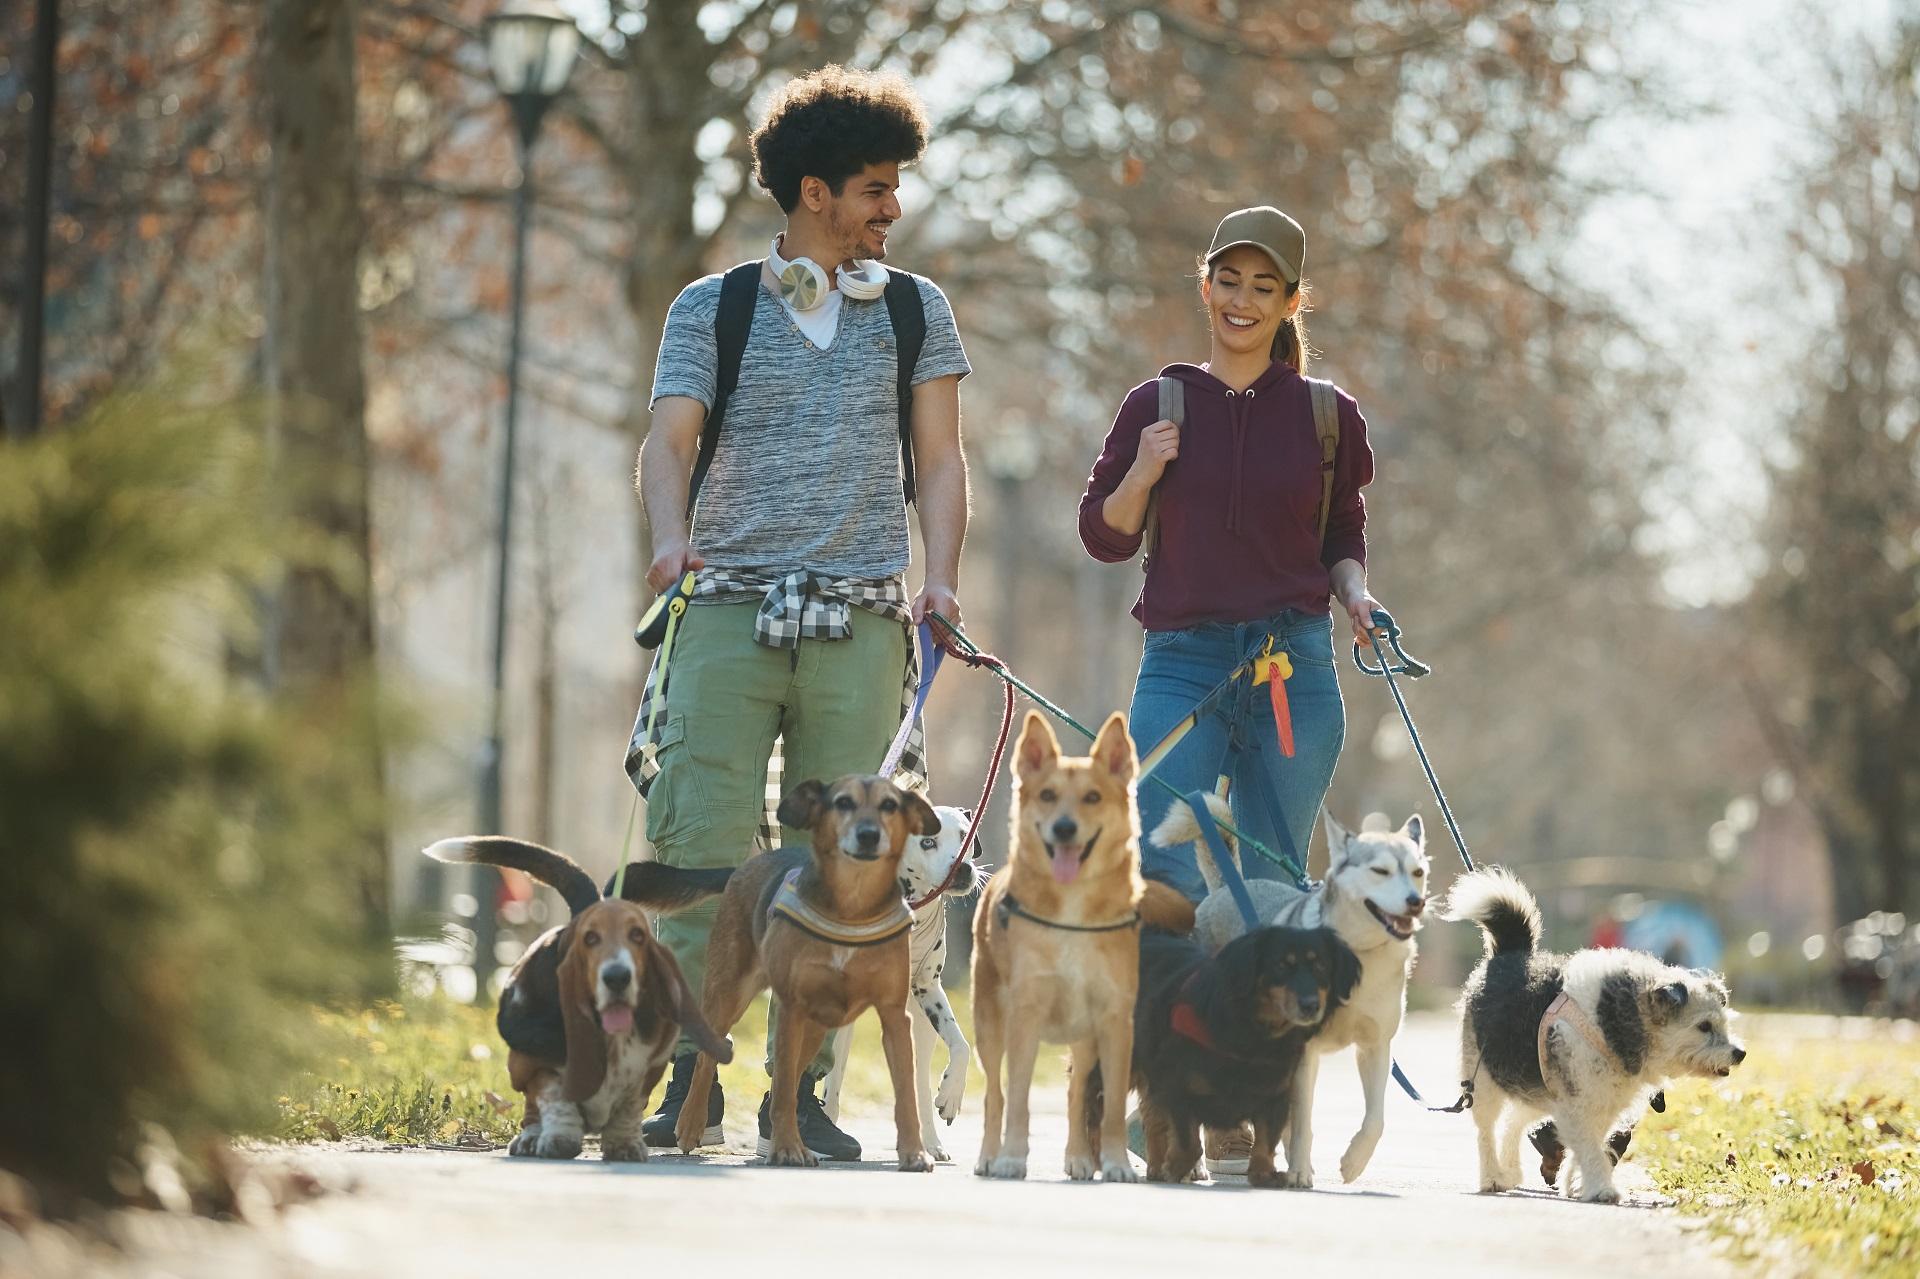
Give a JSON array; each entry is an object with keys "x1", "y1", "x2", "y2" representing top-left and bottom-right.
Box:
[
  {"x1": 644, "y1": 937, "x2": 733, "y2": 1064},
  {"x1": 1328, "y1": 935, "x2": 1363, "y2": 1007},
  {"x1": 776, "y1": 779, "x2": 828, "y2": 832},
  {"x1": 900, "y1": 788, "x2": 940, "y2": 837},
  {"x1": 558, "y1": 933, "x2": 609, "y2": 1102}
]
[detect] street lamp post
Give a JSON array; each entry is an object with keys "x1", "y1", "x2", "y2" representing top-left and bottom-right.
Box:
[{"x1": 474, "y1": 2, "x2": 578, "y2": 990}]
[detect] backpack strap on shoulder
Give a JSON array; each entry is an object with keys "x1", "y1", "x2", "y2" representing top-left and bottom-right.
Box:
[
  {"x1": 1138, "y1": 375, "x2": 1184, "y2": 571},
  {"x1": 1307, "y1": 376, "x2": 1340, "y2": 545},
  {"x1": 687, "y1": 260, "x2": 763, "y2": 514},
  {"x1": 883, "y1": 269, "x2": 927, "y2": 503}
]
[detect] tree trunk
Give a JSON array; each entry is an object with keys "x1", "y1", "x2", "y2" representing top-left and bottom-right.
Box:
[{"x1": 262, "y1": 0, "x2": 387, "y2": 926}]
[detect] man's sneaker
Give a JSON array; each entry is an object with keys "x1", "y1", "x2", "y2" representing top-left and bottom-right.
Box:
[
  {"x1": 754, "y1": 1072, "x2": 863, "y2": 1161},
  {"x1": 641, "y1": 1052, "x2": 723, "y2": 1147},
  {"x1": 1203, "y1": 1123, "x2": 1254, "y2": 1176}
]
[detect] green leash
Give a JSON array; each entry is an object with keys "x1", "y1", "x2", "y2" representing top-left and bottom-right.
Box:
[{"x1": 924, "y1": 610, "x2": 1294, "y2": 877}]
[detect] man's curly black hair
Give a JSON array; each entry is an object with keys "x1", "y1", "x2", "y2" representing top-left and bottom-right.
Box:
[{"x1": 750, "y1": 66, "x2": 929, "y2": 213}]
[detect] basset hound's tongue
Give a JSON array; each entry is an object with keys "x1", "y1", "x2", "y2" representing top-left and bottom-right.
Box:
[{"x1": 599, "y1": 1004, "x2": 634, "y2": 1036}]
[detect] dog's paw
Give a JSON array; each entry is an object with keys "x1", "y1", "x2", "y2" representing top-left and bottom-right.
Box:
[
  {"x1": 1579, "y1": 1183, "x2": 1621, "y2": 1205},
  {"x1": 922, "y1": 1133, "x2": 952, "y2": 1163},
  {"x1": 897, "y1": 1149, "x2": 936, "y2": 1173},
  {"x1": 601, "y1": 1139, "x2": 648, "y2": 1164},
  {"x1": 1101, "y1": 1158, "x2": 1140, "y2": 1184},
  {"x1": 1065, "y1": 1151, "x2": 1097, "y2": 1181},
  {"x1": 1339, "y1": 1134, "x2": 1380, "y2": 1183},
  {"x1": 767, "y1": 1146, "x2": 819, "y2": 1169},
  {"x1": 534, "y1": 1132, "x2": 582, "y2": 1160},
  {"x1": 936, "y1": 1072, "x2": 965, "y2": 1123},
  {"x1": 980, "y1": 1154, "x2": 1027, "y2": 1180},
  {"x1": 1185, "y1": 1163, "x2": 1211, "y2": 1184},
  {"x1": 507, "y1": 1130, "x2": 540, "y2": 1158},
  {"x1": 1248, "y1": 1166, "x2": 1287, "y2": 1190},
  {"x1": 1479, "y1": 1176, "x2": 1518, "y2": 1194},
  {"x1": 1283, "y1": 1165, "x2": 1314, "y2": 1189}
]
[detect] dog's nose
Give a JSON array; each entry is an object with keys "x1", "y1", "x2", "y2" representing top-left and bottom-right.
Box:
[
  {"x1": 1731, "y1": 1046, "x2": 1747, "y2": 1065},
  {"x1": 1297, "y1": 993, "x2": 1321, "y2": 1019},
  {"x1": 856, "y1": 823, "x2": 882, "y2": 850},
  {"x1": 1406, "y1": 895, "x2": 1426, "y2": 915},
  {"x1": 1050, "y1": 816, "x2": 1079, "y2": 844},
  {"x1": 601, "y1": 966, "x2": 631, "y2": 992}
]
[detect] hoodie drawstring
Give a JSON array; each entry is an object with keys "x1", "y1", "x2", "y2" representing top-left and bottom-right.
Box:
[{"x1": 1225, "y1": 387, "x2": 1255, "y2": 534}]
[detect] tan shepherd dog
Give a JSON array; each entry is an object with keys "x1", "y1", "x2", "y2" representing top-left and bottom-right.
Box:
[{"x1": 971, "y1": 711, "x2": 1190, "y2": 1182}]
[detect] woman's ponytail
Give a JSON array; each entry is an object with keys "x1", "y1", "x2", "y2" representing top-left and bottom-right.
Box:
[{"x1": 1270, "y1": 280, "x2": 1312, "y2": 374}]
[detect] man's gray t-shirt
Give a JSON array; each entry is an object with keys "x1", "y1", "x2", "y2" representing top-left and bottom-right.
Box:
[{"x1": 650, "y1": 271, "x2": 970, "y2": 580}]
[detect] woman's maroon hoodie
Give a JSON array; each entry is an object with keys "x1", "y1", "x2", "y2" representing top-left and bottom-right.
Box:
[{"x1": 1077, "y1": 361, "x2": 1373, "y2": 631}]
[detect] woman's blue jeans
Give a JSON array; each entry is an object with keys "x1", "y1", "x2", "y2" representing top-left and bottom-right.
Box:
[{"x1": 1127, "y1": 610, "x2": 1346, "y2": 903}]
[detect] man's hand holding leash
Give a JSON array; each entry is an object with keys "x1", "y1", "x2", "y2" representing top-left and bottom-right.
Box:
[{"x1": 648, "y1": 539, "x2": 706, "y2": 595}]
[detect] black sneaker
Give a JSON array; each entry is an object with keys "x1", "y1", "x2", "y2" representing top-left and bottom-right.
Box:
[
  {"x1": 642, "y1": 1052, "x2": 723, "y2": 1147},
  {"x1": 754, "y1": 1072, "x2": 862, "y2": 1162}
]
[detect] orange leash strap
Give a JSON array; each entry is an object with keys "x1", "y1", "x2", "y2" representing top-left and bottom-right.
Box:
[{"x1": 1259, "y1": 651, "x2": 1295, "y2": 758}]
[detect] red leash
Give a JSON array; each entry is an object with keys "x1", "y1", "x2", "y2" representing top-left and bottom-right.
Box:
[{"x1": 905, "y1": 647, "x2": 1015, "y2": 912}]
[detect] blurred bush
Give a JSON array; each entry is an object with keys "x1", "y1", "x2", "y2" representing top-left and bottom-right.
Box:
[{"x1": 0, "y1": 388, "x2": 388, "y2": 1212}]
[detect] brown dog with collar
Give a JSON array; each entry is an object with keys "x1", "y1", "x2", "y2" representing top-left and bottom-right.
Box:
[
  {"x1": 674, "y1": 774, "x2": 940, "y2": 1171},
  {"x1": 971, "y1": 710, "x2": 1193, "y2": 1183}
]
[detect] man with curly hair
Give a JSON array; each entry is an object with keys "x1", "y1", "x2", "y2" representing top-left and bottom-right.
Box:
[{"x1": 629, "y1": 66, "x2": 971, "y2": 1162}]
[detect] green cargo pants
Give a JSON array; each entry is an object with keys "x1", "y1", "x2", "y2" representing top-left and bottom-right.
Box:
[{"x1": 645, "y1": 600, "x2": 908, "y2": 1075}]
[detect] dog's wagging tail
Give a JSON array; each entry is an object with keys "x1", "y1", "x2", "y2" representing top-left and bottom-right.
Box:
[
  {"x1": 424, "y1": 836, "x2": 734, "y2": 916},
  {"x1": 1440, "y1": 867, "x2": 1541, "y2": 956}
]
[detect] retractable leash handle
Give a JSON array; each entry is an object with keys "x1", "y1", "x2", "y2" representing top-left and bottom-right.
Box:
[
  {"x1": 1352, "y1": 606, "x2": 1432, "y2": 679},
  {"x1": 634, "y1": 571, "x2": 697, "y2": 649}
]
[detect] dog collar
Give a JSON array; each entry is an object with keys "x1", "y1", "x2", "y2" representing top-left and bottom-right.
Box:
[
  {"x1": 994, "y1": 891, "x2": 1139, "y2": 934},
  {"x1": 1169, "y1": 999, "x2": 1219, "y2": 1053},
  {"x1": 1168, "y1": 973, "x2": 1280, "y2": 1063},
  {"x1": 768, "y1": 869, "x2": 912, "y2": 947},
  {"x1": 1537, "y1": 990, "x2": 1617, "y2": 1085}
]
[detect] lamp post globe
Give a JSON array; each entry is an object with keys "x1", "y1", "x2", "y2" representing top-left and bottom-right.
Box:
[{"x1": 485, "y1": 2, "x2": 580, "y2": 147}]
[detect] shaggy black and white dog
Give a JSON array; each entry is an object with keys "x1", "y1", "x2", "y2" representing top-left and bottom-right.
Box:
[{"x1": 1442, "y1": 868, "x2": 1746, "y2": 1203}]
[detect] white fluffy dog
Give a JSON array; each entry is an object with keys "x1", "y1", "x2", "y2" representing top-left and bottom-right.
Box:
[
  {"x1": 1161, "y1": 797, "x2": 1429, "y2": 1185},
  {"x1": 822, "y1": 803, "x2": 979, "y2": 1162},
  {"x1": 1442, "y1": 867, "x2": 1747, "y2": 1202}
]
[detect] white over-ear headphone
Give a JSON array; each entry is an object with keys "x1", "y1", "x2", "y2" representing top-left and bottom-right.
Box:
[{"x1": 769, "y1": 236, "x2": 887, "y2": 311}]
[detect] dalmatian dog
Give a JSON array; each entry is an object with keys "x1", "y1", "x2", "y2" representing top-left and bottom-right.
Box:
[{"x1": 823, "y1": 804, "x2": 981, "y2": 1162}]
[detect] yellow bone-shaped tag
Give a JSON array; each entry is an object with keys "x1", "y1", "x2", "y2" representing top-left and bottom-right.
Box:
[{"x1": 1251, "y1": 651, "x2": 1293, "y2": 685}]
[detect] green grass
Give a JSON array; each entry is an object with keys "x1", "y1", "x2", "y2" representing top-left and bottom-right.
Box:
[
  {"x1": 275, "y1": 987, "x2": 1061, "y2": 1148},
  {"x1": 1635, "y1": 1016, "x2": 1919, "y2": 1278}
]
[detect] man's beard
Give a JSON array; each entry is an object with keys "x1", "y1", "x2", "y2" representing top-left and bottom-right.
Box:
[{"x1": 829, "y1": 204, "x2": 889, "y2": 261}]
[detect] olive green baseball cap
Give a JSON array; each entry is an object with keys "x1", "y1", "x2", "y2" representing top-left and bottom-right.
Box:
[{"x1": 1206, "y1": 206, "x2": 1305, "y2": 284}]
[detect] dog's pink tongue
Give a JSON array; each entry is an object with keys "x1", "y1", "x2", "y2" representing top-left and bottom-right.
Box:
[
  {"x1": 1050, "y1": 849, "x2": 1084, "y2": 884},
  {"x1": 599, "y1": 1005, "x2": 634, "y2": 1036}
]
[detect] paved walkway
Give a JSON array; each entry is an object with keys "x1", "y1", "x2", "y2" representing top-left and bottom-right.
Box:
[{"x1": 13, "y1": 1012, "x2": 1740, "y2": 1278}]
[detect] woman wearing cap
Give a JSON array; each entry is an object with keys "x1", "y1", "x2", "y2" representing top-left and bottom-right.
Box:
[{"x1": 1078, "y1": 206, "x2": 1383, "y2": 902}]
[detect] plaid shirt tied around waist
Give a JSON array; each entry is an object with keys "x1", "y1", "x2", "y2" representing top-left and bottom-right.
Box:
[{"x1": 625, "y1": 568, "x2": 928, "y2": 846}]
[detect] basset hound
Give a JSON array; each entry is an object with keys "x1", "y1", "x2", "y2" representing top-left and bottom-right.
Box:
[{"x1": 425, "y1": 837, "x2": 734, "y2": 1161}]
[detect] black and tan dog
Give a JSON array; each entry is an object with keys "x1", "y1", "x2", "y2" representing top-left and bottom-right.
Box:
[
  {"x1": 1089, "y1": 924, "x2": 1359, "y2": 1185},
  {"x1": 423, "y1": 838, "x2": 734, "y2": 1161},
  {"x1": 673, "y1": 775, "x2": 941, "y2": 1171}
]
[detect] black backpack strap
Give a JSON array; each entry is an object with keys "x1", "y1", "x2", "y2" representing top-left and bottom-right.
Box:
[
  {"x1": 687, "y1": 261, "x2": 763, "y2": 513},
  {"x1": 882, "y1": 269, "x2": 926, "y2": 503}
]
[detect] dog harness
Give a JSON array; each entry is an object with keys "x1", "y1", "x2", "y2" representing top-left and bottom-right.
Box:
[
  {"x1": 993, "y1": 891, "x2": 1139, "y2": 934},
  {"x1": 767, "y1": 868, "x2": 913, "y2": 948},
  {"x1": 1537, "y1": 990, "x2": 1617, "y2": 1088}
]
